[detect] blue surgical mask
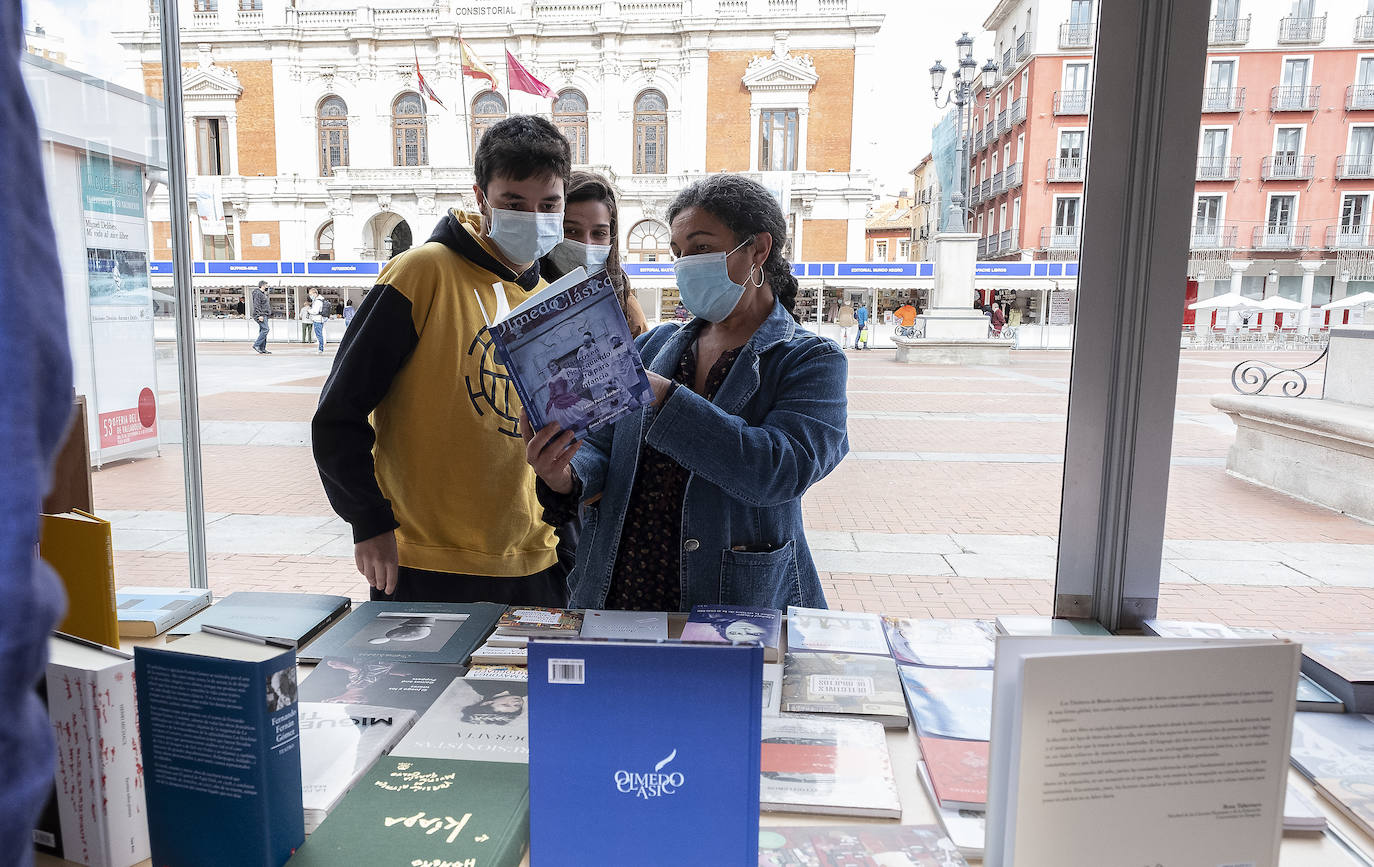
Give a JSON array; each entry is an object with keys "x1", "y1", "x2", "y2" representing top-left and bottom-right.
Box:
[
  {"x1": 673, "y1": 239, "x2": 752, "y2": 322},
  {"x1": 545, "y1": 238, "x2": 612, "y2": 276},
  {"x1": 486, "y1": 206, "x2": 564, "y2": 265}
]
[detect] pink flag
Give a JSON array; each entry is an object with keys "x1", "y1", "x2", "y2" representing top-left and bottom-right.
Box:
[{"x1": 505, "y1": 50, "x2": 554, "y2": 98}]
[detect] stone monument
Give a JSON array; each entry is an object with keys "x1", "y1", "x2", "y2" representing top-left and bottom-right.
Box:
[{"x1": 896, "y1": 231, "x2": 1013, "y2": 365}]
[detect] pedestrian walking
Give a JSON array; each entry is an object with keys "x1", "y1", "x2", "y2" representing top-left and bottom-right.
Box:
[
  {"x1": 309, "y1": 288, "x2": 326, "y2": 352},
  {"x1": 854, "y1": 302, "x2": 869, "y2": 349},
  {"x1": 250, "y1": 280, "x2": 272, "y2": 354},
  {"x1": 343, "y1": 300, "x2": 355, "y2": 327},
  {"x1": 837, "y1": 301, "x2": 856, "y2": 348},
  {"x1": 298, "y1": 298, "x2": 312, "y2": 343}
]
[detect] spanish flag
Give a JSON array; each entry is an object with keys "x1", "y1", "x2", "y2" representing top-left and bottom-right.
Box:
[{"x1": 460, "y1": 40, "x2": 498, "y2": 89}]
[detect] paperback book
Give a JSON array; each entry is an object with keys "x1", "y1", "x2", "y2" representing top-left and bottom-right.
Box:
[
  {"x1": 579, "y1": 609, "x2": 669, "y2": 640},
  {"x1": 299, "y1": 702, "x2": 417, "y2": 833},
  {"x1": 393, "y1": 678, "x2": 529, "y2": 764},
  {"x1": 780, "y1": 651, "x2": 908, "y2": 728},
  {"x1": 34, "y1": 634, "x2": 148, "y2": 867},
  {"x1": 40, "y1": 510, "x2": 119, "y2": 647},
  {"x1": 756, "y1": 825, "x2": 968, "y2": 866},
  {"x1": 485, "y1": 267, "x2": 652, "y2": 438},
  {"x1": 1290, "y1": 711, "x2": 1374, "y2": 838},
  {"x1": 762, "y1": 663, "x2": 782, "y2": 716},
  {"x1": 786, "y1": 606, "x2": 890, "y2": 656},
  {"x1": 1290, "y1": 636, "x2": 1374, "y2": 713},
  {"x1": 466, "y1": 664, "x2": 530, "y2": 682},
  {"x1": 527, "y1": 639, "x2": 764, "y2": 867},
  {"x1": 682, "y1": 604, "x2": 783, "y2": 662},
  {"x1": 168, "y1": 590, "x2": 351, "y2": 648},
  {"x1": 993, "y1": 615, "x2": 1110, "y2": 637},
  {"x1": 897, "y1": 665, "x2": 994, "y2": 742},
  {"x1": 760, "y1": 716, "x2": 901, "y2": 819},
  {"x1": 115, "y1": 586, "x2": 211, "y2": 637},
  {"x1": 916, "y1": 762, "x2": 986, "y2": 859},
  {"x1": 883, "y1": 618, "x2": 994, "y2": 668},
  {"x1": 917, "y1": 735, "x2": 989, "y2": 810},
  {"x1": 470, "y1": 643, "x2": 528, "y2": 665},
  {"x1": 297, "y1": 601, "x2": 504, "y2": 665},
  {"x1": 298, "y1": 658, "x2": 463, "y2": 713},
  {"x1": 287, "y1": 756, "x2": 529, "y2": 867},
  {"x1": 135, "y1": 630, "x2": 305, "y2": 867},
  {"x1": 493, "y1": 606, "x2": 583, "y2": 637},
  {"x1": 1283, "y1": 783, "x2": 1328, "y2": 833}
]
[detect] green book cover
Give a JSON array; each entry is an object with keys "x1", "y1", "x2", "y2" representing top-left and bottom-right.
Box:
[{"x1": 288, "y1": 756, "x2": 528, "y2": 867}]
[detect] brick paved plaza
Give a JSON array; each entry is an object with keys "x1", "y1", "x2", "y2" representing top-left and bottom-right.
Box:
[{"x1": 93, "y1": 339, "x2": 1374, "y2": 632}]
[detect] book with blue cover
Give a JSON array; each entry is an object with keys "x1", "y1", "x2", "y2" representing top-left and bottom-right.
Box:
[
  {"x1": 897, "y1": 665, "x2": 994, "y2": 742},
  {"x1": 527, "y1": 638, "x2": 763, "y2": 866},
  {"x1": 485, "y1": 267, "x2": 651, "y2": 438},
  {"x1": 135, "y1": 630, "x2": 305, "y2": 867}
]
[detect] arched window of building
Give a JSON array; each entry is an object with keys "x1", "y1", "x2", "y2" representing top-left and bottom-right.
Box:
[
  {"x1": 627, "y1": 219, "x2": 671, "y2": 262},
  {"x1": 315, "y1": 220, "x2": 334, "y2": 261},
  {"x1": 392, "y1": 92, "x2": 427, "y2": 166},
  {"x1": 553, "y1": 89, "x2": 590, "y2": 164},
  {"x1": 317, "y1": 95, "x2": 349, "y2": 177},
  {"x1": 633, "y1": 89, "x2": 667, "y2": 174},
  {"x1": 471, "y1": 91, "x2": 507, "y2": 154}
]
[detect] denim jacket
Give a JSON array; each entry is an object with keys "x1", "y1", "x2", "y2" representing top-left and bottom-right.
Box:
[{"x1": 566, "y1": 299, "x2": 849, "y2": 610}]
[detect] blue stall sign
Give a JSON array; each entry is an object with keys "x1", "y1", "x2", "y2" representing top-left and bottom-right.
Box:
[
  {"x1": 150, "y1": 261, "x2": 171, "y2": 274},
  {"x1": 974, "y1": 262, "x2": 1034, "y2": 277},
  {"x1": 206, "y1": 261, "x2": 278, "y2": 275},
  {"x1": 837, "y1": 263, "x2": 919, "y2": 277},
  {"x1": 622, "y1": 263, "x2": 676, "y2": 277},
  {"x1": 307, "y1": 261, "x2": 381, "y2": 276}
]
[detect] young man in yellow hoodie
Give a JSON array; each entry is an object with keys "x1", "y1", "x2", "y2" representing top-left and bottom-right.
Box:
[{"x1": 312, "y1": 115, "x2": 570, "y2": 604}]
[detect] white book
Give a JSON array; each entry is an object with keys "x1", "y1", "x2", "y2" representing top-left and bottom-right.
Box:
[
  {"x1": 916, "y1": 761, "x2": 986, "y2": 858},
  {"x1": 298, "y1": 702, "x2": 417, "y2": 834},
  {"x1": 986, "y1": 635, "x2": 1299, "y2": 867},
  {"x1": 465, "y1": 664, "x2": 529, "y2": 682},
  {"x1": 484, "y1": 634, "x2": 529, "y2": 648},
  {"x1": 762, "y1": 663, "x2": 782, "y2": 716},
  {"x1": 470, "y1": 643, "x2": 528, "y2": 665},
  {"x1": 115, "y1": 586, "x2": 211, "y2": 637},
  {"x1": 786, "y1": 606, "x2": 890, "y2": 656},
  {"x1": 579, "y1": 609, "x2": 669, "y2": 641},
  {"x1": 1283, "y1": 783, "x2": 1327, "y2": 833},
  {"x1": 394, "y1": 678, "x2": 529, "y2": 764},
  {"x1": 38, "y1": 635, "x2": 149, "y2": 867},
  {"x1": 760, "y1": 716, "x2": 901, "y2": 819}
]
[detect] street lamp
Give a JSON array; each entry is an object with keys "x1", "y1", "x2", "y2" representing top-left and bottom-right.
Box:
[{"x1": 931, "y1": 32, "x2": 998, "y2": 233}]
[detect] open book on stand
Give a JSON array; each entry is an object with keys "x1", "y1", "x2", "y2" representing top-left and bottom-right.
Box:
[{"x1": 483, "y1": 267, "x2": 651, "y2": 438}]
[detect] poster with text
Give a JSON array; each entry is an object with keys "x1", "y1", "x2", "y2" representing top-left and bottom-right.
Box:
[{"x1": 82, "y1": 154, "x2": 159, "y2": 456}]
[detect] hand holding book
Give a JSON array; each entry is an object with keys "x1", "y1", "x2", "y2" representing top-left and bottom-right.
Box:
[{"x1": 520, "y1": 411, "x2": 581, "y2": 495}]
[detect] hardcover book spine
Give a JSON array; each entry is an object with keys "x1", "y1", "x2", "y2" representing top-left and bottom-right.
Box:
[{"x1": 95, "y1": 663, "x2": 150, "y2": 867}]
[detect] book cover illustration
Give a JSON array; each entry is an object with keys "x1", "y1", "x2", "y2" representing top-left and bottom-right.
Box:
[
  {"x1": 916, "y1": 762, "x2": 986, "y2": 859},
  {"x1": 897, "y1": 665, "x2": 994, "y2": 742},
  {"x1": 759, "y1": 716, "x2": 901, "y2": 819},
  {"x1": 394, "y1": 678, "x2": 529, "y2": 764},
  {"x1": 298, "y1": 601, "x2": 504, "y2": 665},
  {"x1": 298, "y1": 658, "x2": 463, "y2": 713},
  {"x1": 883, "y1": 618, "x2": 995, "y2": 668},
  {"x1": 466, "y1": 664, "x2": 530, "y2": 682},
  {"x1": 780, "y1": 652, "x2": 908, "y2": 727},
  {"x1": 786, "y1": 606, "x2": 891, "y2": 656},
  {"x1": 1290, "y1": 711, "x2": 1374, "y2": 836},
  {"x1": 494, "y1": 606, "x2": 583, "y2": 635},
  {"x1": 579, "y1": 609, "x2": 669, "y2": 640},
  {"x1": 488, "y1": 269, "x2": 651, "y2": 438},
  {"x1": 682, "y1": 604, "x2": 782, "y2": 661},
  {"x1": 299, "y1": 702, "x2": 418, "y2": 833},
  {"x1": 169, "y1": 590, "x2": 350, "y2": 647},
  {"x1": 115, "y1": 586, "x2": 211, "y2": 637},
  {"x1": 918, "y1": 736, "x2": 989, "y2": 809},
  {"x1": 287, "y1": 756, "x2": 529, "y2": 867},
  {"x1": 757, "y1": 825, "x2": 968, "y2": 866},
  {"x1": 1299, "y1": 637, "x2": 1374, "y2": 681}
]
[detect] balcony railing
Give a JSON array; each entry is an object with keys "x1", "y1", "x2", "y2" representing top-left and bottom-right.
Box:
[
  {"x1": 1201, "y1": 86, "x2": 1245, "y2": 112},
  {"x1": 1041, "y1": 225, "x2": 1082, "y2": 250},
  {"x1": 1059, "y1": 21, "x2": 1094, "y2": 48},
  {"x1": 1197, "y1": 155, "x2": 1241, "y2": 181},
  {"x1": 1047, "y1": 157, "x2": 1085, "y2": 182},
  {"x1": 1260, "y1": 154, "x2": 1316, "y2": 180},
  {"x1": 996, "y1": 109, "x2": 1009, "y2": 135},
  {"x1": 1270, "y1": 85, "x2": 1320, "y2": 111},
  {"x1": 1250, "y1": 224, "x2": 1312, "y2": 250},
  {"x1": 1054, "y1": 89, "x2": 1091, "y2": 115},
  {"x1": 236, "y1": 9, "x2": 263, "y2": 26},
  {"x1": 998, "y1": 229, "x2": 1017, "y2": 255},
  {"x1": 978, "y1": 179, "x2": 992, "y2": 202},
  {"x1": 1003, "y1": 49, "x2": 1013, "y2": 73},
  {"x1": 1016, "y1": 32, "x2": 1032, "y2": 62},
  {"x1": 191, "y1": 9, "x2": 219, "y2": 27},
  {"x1": 1010, "y1": 96, "x2": 1026, "y2": 125},
  {"x1": 1004, "y1": 161, "x2": 1022, "y2": 190},
  {"x1": 977, "y1": 236, "x2": 989, "y2": 258},
  {"x1": 1358, "y1": 14, "x2": 1374, "y2": 42},
  {"x1": 1336, "y1": 154, "x2": 1374, "y2": 179},
  {"x1": 1190, "y1": 224, "x2": 1239, "y2": 249},
  {"x1": 1278, "y1": 14, "x2": 1327, "y2": 43},
  {"x1": 1326, "y1": 224, "x2": 1374, "y2": 249},
  {"x1": 1208, "y1": 15, "x2": 1251, "y2": 44},
  {"x1": 1347, "y1": 84, "x2": 1374, "y2": 110}
]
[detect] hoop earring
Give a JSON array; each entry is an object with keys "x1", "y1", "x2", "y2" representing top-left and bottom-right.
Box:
[{"x1": 750, "y1": 265, "x2": 765, "y2": 288}]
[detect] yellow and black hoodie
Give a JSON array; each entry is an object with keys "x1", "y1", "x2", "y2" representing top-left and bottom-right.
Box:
[{"x1": 312, "y1": 209, "x2": 558, "y2": 578}]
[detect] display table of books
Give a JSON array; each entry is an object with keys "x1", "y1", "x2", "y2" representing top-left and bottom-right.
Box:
[{"x1": 31, "y1": 595, "x2": 1374, "y2": 867}]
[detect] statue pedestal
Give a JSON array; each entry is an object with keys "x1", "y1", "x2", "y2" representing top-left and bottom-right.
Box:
[{"x1": 896, "y1": 232, "x2": 1014, "y2": 365}]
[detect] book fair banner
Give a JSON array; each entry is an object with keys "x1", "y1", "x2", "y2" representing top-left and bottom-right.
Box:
[{"x1": 81, "y1": 154, "x2": 160, "y2": 459}]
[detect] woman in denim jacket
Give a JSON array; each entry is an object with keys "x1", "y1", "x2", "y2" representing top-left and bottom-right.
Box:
[{"x1": 522, "y1": 174, "x2": 849, "y2": 611}]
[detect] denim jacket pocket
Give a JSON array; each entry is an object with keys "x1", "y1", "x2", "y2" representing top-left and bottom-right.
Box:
[{"x1": 718, "y1": 539, "x2": 802, "y2": 608}]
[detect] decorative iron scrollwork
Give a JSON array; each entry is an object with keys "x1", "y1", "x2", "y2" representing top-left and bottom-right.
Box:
[{"x1": 1231, "y1": 345, "x2": 1329, "y2": 397}]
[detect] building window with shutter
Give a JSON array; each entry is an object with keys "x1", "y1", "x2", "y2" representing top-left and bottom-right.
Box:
[
  {"x1": 317, "y1": 96, "x2": 349, "y2": 177},
  {"x1": 633, "y1": 89, "x2": 668, "y2": 174},
  {"x1": 553, "y1": 89, "x2": 590, "y2": 164},
  {"x1": 392, "y1": 93, "x2": 427, "y2": 167},
  {"x1": 759, "y1": 109, "x2": 799, "y2": 172}
]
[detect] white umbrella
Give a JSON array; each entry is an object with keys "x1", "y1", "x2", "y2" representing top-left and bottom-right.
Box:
[
  {"x1": 1188, "y1": 291, "x2": 1261, "y2": 310},
  {"x1": 1255, "y1": 295, "x2": 1305, "y2": 311},
  {"x1": 1320, "y1": 291, "x2": 1374, "y2": 310}
]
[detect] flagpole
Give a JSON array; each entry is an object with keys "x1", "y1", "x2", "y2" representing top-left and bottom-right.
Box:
[
  {"x1": 502, "y1": 37, "x2": 512, "y2": 114},
  {"x1": 456, "y1": 28, "x2": 473, "y2": 167}
]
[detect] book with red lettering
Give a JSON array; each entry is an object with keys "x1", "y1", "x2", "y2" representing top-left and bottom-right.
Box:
[
  {"x1": 759, "y1": 716, "x2": 900, "y2": 818},
  {"x1": 918, "y1": 735, "x2": 989, "y2": 810}
]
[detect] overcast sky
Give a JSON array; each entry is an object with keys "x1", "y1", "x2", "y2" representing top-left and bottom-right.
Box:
[{"x1": 22, "y1": 0, "x2": 996, "y2": 198}]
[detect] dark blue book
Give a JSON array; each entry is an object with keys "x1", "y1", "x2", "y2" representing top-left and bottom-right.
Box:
[
  {"x1": 135, "y1": 630, "x2": 305, "y2": 867},
  {"x1": 487, "y1": 268, "x2": 652, "y2": 439},
  {"x1": 527, "y1": 639, "x2": 763, "y2": 866},
  {"x1": 297, "y1": 601, "x2": 505, "y2": 665}
]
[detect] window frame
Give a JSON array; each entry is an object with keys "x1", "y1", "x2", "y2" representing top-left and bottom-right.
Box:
[
  {"x1": 471, "y1": 90, "x2": 509, "y2": 154},
  {"x1": 633, "y1": 89, "x2": 669, "y2": 175},
  {"x1": 391, "y1": 92, "x2": 428, "y2": 167},
  {"x1": 316, "y1": 95, "x2": 349, "y2": 178},
  {"x1": 759, "y1": 108, "x2": 800, "y2": 172},
  {"x1": 553, "y1": 89, "x2": 590, "y2": 164}
]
